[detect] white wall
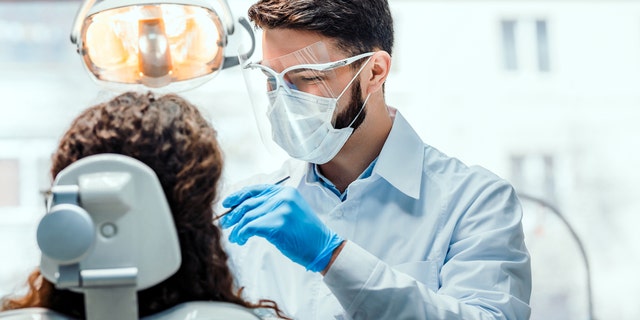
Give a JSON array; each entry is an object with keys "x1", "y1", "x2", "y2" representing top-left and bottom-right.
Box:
[{"x1": 386, "y1": 1, "x2": 640, "y2": 319}]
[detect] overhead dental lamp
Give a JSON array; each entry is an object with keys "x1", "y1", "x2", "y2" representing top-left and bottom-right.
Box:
[{"x1": 70, "y1": 0, "x2": 255, "y2": 91}]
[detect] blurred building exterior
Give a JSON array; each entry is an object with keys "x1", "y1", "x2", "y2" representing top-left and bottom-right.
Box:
[{"x1": 1, "y1": 1, "x2": 638, "y2": 319}]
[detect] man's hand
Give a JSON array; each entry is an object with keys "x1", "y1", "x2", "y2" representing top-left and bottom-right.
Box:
[{"x1": 220, "y1": 184, "x2": 344, "y2": 272}]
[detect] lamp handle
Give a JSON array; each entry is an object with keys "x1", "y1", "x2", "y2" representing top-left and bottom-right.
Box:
[
  {"x1": 217, "y1": 0, "x2": 234, "y2": 35},
  {"x1": 222, "y1": 17, "x2": 255, "y2": 69},
  {"x1": 70, "y1": 0, "x2": 98, "y2": 46}
]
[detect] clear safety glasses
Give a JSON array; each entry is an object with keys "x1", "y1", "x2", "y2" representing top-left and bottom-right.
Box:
[
  {"x1": 245, "y1": 52, "x2": 374, "y2": 96},
  {"x1": 238, "y1": 40, "x2": 373, "y2": 157}
]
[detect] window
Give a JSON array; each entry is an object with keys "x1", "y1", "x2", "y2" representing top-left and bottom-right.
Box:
[
  {"x1": 0, "y1": 2, "x2": 76, "y2": 64},
  {"x1": 500, "y1": 19, "x2": 551, "y2": 72},
  {"x1": 501, "y1": 20, "x2": 518, "y2": 71},
  {"x1": 0, "y1": 159, "x2": 20, "y2": 207},
  {"x1": 536, "y1": 20, "x2": 551, "y2": 72}
]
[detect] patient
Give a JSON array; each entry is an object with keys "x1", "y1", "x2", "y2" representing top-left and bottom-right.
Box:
[{"x1": 1, "y1": 91, "x2": 289, "y2": 319}]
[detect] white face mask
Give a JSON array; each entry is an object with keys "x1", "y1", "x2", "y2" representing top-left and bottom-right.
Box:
[{"x1": 266, "y1": 61, "x2": 372, "y2": 164}]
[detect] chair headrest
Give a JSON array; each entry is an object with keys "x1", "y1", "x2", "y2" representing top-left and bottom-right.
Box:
[{"x1": 38, "y1": 153, "x2": 181, "y2": 291}]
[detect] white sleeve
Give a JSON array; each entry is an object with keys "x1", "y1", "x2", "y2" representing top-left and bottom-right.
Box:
[{"x1": 323, "y1": 183, "x2": 531, "y2": 320}]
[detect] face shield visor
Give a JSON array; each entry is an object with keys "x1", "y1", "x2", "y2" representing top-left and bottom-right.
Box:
[
  {"x1": 71, "y1": 0, "x2": 255, "y2": 92},
  {"x1": 239, "y1": 40, "x2": 373, "y2": 158}
]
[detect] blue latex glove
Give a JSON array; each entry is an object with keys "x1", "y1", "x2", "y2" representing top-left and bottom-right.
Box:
[{"x1": 220, "y1": 184, "x2": 344, "y2": 272}]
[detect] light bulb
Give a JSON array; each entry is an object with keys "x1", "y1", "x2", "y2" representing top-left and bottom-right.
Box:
[{"x1": 85, "y1": 13, "x2": 129, "y2": 68}]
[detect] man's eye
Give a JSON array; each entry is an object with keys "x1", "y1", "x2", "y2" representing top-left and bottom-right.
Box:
[{"x1": 301, "y1": 75, "x2": 323, "y2": 82}]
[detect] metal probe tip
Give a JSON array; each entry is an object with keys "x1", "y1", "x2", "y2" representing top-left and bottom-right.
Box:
[{"x1": 213, "y1": 176, "x2": 290, "y2": 221}]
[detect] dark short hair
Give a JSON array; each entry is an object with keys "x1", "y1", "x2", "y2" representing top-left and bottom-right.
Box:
[{"x1": 248, "y1": 0, "x2": 394, "y2": 57}]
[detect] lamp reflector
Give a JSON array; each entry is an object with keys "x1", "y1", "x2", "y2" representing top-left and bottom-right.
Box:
[{"x1": 81, "y1": 4, "x2": 224, "y2": 89}]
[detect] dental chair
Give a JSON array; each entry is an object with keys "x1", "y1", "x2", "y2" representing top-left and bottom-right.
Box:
[{"x1": 0, "y1": 154, "x2": 261, "y2": 320}]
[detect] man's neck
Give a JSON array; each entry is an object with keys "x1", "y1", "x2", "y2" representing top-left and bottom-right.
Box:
[
  {"x1": 318, "y1": 154, "x2": 371, "y2": 194},
  {"x1": 318, "y1": 107, "x2": 393, "y2": 193}
]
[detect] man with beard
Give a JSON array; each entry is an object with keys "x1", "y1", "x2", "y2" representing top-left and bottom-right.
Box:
[{"x1": 219, "y1": 1, "x2": 532, "y2": 319}]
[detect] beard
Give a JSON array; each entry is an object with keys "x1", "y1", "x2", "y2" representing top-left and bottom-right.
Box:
[{"x1": 333, "y1": 78, "x2": 367, "y2": 130}]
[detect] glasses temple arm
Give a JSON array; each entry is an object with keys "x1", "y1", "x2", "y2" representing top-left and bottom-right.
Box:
[
  {"x1": 70, "y1": 0, "x2": 97, "y2": 47},
  {"x1": 280, "y1": 52, "x2": 375, "y2": 74}
]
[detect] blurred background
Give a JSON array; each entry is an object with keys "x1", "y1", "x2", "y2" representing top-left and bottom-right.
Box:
[{"x1": 0, "y1": 0, "x2": 638, "y2": 319}]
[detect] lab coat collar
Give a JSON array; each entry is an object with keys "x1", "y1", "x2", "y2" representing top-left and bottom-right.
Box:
[{"x1": 374, "y1": 109, "x2": 424, "y2": 199}]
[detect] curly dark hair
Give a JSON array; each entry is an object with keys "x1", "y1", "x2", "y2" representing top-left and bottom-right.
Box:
[{"x1": 1, "y1": 91, "x2": 289, "y2": 319}]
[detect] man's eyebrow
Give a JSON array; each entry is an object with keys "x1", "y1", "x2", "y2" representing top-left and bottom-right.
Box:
[
  {"x1": 287, "y1": 68, "x2": 313, "y2": 75},
  {"x1": 287, "y1": 64, "x2": 335, "y2": 75}
]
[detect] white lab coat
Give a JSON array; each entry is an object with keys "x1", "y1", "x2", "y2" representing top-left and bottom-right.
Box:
[{"x1": 222, "y1": 111, "x2": 531, "y2": 319}]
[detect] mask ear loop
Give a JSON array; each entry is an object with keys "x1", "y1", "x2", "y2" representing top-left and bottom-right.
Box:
[
  {"x1": 346, "y1": 93, "x2": 372, "y2": 129},
  {"x1": 335, "y1": 55, "x2": 374, "y2": 129},
  {"x1": 335, "y1": 55, "x2": 374, "y2": 101}
]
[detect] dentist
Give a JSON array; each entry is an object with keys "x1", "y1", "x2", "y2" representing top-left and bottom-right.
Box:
[{"x1": 220, "y1": 1, "x2": 532, "y2": 319}]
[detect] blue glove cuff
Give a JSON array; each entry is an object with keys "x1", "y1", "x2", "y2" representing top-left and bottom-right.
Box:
[{"x1": 305, "y1": 234, "x2": 344, "y2": 272}]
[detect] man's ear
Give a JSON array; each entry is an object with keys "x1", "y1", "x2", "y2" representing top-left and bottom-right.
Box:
[{"x1": 364, "y1": 51, "x2": 391, "y2": 95}]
